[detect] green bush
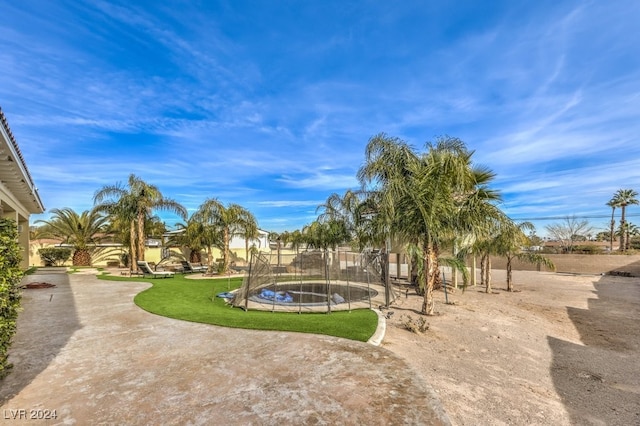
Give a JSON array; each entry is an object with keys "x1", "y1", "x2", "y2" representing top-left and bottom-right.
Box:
[
  {"x1": 38, "y1": 247, "x2": 72, "y2": 266},
  {"x1": 0, "y1": 218, "x2": 23, "y2": 379},
  {"x1": 573, "y1": 244, "x2": 603, "y2": 254}
]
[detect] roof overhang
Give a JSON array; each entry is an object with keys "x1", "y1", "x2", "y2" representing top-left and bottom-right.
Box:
[{"x1": 0, "y1": 107, "x2": 45, "y2": 214}]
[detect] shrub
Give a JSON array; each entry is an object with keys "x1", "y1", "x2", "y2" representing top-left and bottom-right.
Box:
[
  {"x1": 38, "y1": 247, "x2": 72, "y2": 266},
  {"x1": 573, "y1": 245, "x2": 603, "y2": 254},
  {"x1": 0, "y1": 218, "x2": 23, "y2": 378},
  {"x1": 399, "y1": 314, "x2": 429, "y2": 333}
]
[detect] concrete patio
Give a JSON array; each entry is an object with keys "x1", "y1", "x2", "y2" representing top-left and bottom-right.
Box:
[{"x1": 0, "y1": 270, "x2": 449, "y2": 425}]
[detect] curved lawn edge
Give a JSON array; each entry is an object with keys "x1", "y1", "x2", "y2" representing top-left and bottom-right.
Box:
[{"x1": 99, "y1": 274, "x2": 378, "y2": 342}]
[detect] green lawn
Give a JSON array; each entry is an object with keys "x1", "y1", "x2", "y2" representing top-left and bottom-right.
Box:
[{"x1": 98, "y1": 274, "x2": 378, "y2": 342}]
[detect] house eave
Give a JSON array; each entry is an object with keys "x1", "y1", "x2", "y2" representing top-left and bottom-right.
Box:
[{"x1": 0, "y1": 107, "x2": 45, "y2": 214}]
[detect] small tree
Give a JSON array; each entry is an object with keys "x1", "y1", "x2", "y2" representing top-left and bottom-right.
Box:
[
  {"x1": 0, "y1": 218, "x2": 23, "y2": 378},
  {"x1": 38, "y1": 247, "x2": 72, "y2": 266},
  {"x1": 545, "y1": 216, "x2": 594, "y2": 253}
]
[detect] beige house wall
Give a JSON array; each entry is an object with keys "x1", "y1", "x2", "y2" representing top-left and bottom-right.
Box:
[
  {"x1": 28, "y1": 243, "x2": 268, "y2": 268},
  {"x1": 1, "y1": 174, "x2": 38, "y2": 270},
  {"x1": 0, "y1": 108, "x2": 45, "y2": 269}
]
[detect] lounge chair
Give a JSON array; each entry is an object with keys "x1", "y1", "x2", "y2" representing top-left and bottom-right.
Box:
[
  {"x1": 137, "y1": 261, "x2": 174, "y2": 278},
  {"x1": 180, "y1": 260, "x2": 207, "y2": 273}
]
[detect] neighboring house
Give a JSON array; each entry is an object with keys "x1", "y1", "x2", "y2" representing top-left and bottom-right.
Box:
[{"x1": 0, "y1": 107, "x2": 44, "y2": 269}]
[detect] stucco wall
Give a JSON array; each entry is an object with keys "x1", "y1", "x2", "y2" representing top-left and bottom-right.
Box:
[{"x1": 487, "y1": 254, "x2": 640, "y2": 276}]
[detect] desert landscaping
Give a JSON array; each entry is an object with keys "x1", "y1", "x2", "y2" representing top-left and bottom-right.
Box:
[{"x1": 383, "y1": 269, "x2": 640, "y2": 425}]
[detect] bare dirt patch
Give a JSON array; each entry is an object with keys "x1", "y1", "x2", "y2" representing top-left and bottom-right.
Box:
[
  {"x1": 20, "y1": 282, "x2": 56, "y2": 289},
  {"x1": 382, "y1": 270, "x2": 640, "y2": 425}
]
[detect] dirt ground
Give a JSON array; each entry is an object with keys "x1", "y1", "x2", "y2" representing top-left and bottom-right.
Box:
[{"x1": 382, "y1": 270, "x2": 640, "y2": 425}]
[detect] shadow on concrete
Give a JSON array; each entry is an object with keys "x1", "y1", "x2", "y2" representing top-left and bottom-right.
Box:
[
  {"x1": 548, "y1": 264, "x2": 640, "y2": 425},
  {"x1": 0, "y1": 269, "x2": 81, "y2": 402}
]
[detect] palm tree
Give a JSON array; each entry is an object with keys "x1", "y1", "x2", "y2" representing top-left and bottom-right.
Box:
[
  {"x1": 621, "y1": 222, "x2": 640, "y2": 251},
  {"x1": 94, "y1": 174, "x2": 187, "y2": 271},
  {"x1": 317, "y1": 190, "x2": 360, "y2": 234},
  {"x1": 611, "y1": 189, "x2": 639, "y2": 252},
  {"x1": 97, "y1": 193, "x2": 138, "y2": 269},
  {"x1": 280, "y1": 229, "x2": 306, "y2": 252},
  {"x1": 302, "y1": 219, "x2": 350, "y2": 250},
  {"x1": 145, "y1": 215, "x2": 167, "y2": 240},
  {"x1": 491, "y1": 221, "x2": 555, "y2": 291},
  {"x1": 169, "y1": 214, "x2": 207, "y2": 263},
  {"x1": 606, "y1": 198, "x2": 617, "y2": 252},
  {"x1": 193, "y1": 199, "x2": 255, "y2": 273},
  {"x1": 628, "y1": 223, "x2": 640, "y2": 250},
  {"x1": 35, "y1": 207, "x2": 110, "y2": 266},
  {"x1": 237, "y1": 212, "x2": 259, "y2": 264},
  {"x1": 358, "y1": 133, "x2": 503, "y2": 315}
]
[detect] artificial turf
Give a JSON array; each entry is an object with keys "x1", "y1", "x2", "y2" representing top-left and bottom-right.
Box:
[{"x1": 98, "y1": 273, "x2": 379, "y2": 342}]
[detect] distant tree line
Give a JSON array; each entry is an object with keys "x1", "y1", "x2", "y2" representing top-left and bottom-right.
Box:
[{"x1": 543, "y1": 189, "x2": 639, "y2": 254}]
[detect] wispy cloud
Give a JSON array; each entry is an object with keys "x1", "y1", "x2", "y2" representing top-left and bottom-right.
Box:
[
  {"x1": 277, "y1": 172, "x2": 359, "y2": 190},
  {"x1": 254, "y1": 200, "x2": 323, "y2": 208},
  {"x1": 2, "y1": 1, "x2": 639, "y2": 233}
]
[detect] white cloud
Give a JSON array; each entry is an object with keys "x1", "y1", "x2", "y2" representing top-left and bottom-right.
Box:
[{"x1": 254, "y1": 200, "x2": 323, "y2": 208}]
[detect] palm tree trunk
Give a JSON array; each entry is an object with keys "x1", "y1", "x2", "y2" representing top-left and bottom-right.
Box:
[
  {"x1": 480, "y1": 253, "x2": 486, "y2": 287},
  {"x1": 190, "y1": 249, "x2": 202, "y2": 263},
  {"x1": 485, "y1": 256, "x2": 492, "y2": 293},
  {"x1": 206, "y1": 246, "x2": 214, "y2": 274},
  {"x1": 619, "y1": 207, "x2": 626, "y2": 252},
  {"x1": 129, "y1": 220, "x2": 137, "y2": 273},
  {"x1": 625, "y1": 227, "x2": 630, "y2": 251},
  {"x1": 609, "y1": 207, "x2": 615, "y2": 252},
  {"x1": 72, "y1": 249, "x2": 91, "y2": 266},
  {"x1": 137, "y1": 210, "x2": 145, "y2": 261},
  {"x1": 472, "y1": 255, "x2": 477, "y2": 287},
  {"x1": 506, "y1": 255, "x2": 513, "y2": 291},
  {"x1": 421, "y1": 241, "x2": 437, "y2": 315},
  {"x1": 223, "y1": 228, "x2": 230, "y2": 273}
]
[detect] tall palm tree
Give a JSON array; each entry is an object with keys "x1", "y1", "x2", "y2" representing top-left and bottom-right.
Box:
[
  {"x1": 94, "y1": 174, "x2": 187, "y2": 271},
  {"x1": 606, "y1": 198, "x2": 617, "y2": 252},
  {"x1": 237, "y1": 212, "x2": 259, "y2": 264},
  {"x1": 358, "y1": 134, "x2": 503, "y2": 315},
  {"x1": 317, "y1": 190, "x2": 360, "y2": 234},
  {"x1": 98, "y1": 193, "x2": 138, "y2": 269},
  {"x1": 611, "y1": 189, "x2": 639, "y2": 252},
  {"x1": 35, "y1": 207, "x2": 110, "y2": 266},
  {"x1": 194, "y1": 199, "x2": 255, "y2": 273},
  {"x1": 168, "y1": 214, "x2": 206, "y2": 263}
]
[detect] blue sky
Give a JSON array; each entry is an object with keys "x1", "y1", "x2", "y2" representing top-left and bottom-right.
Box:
[{"x1": 2, "y1": 1, "x2": 639, "y2": 235}]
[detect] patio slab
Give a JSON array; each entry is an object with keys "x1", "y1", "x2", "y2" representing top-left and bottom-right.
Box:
[{"x1": 0, "y1": 271, "x2": 449, "y2": 425}]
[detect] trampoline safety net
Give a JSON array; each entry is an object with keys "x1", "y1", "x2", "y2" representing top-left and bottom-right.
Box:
[{"x1": 233, "y1": 249, "x2": 397, "y2": 313}]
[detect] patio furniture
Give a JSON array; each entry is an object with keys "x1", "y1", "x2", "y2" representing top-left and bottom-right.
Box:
[
  {"x1": 137, "y1": 261, "x2": 175, "y2": 278},
  {"x1": 180, "y1": 260, "x2": 208, "y2": 273}
]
